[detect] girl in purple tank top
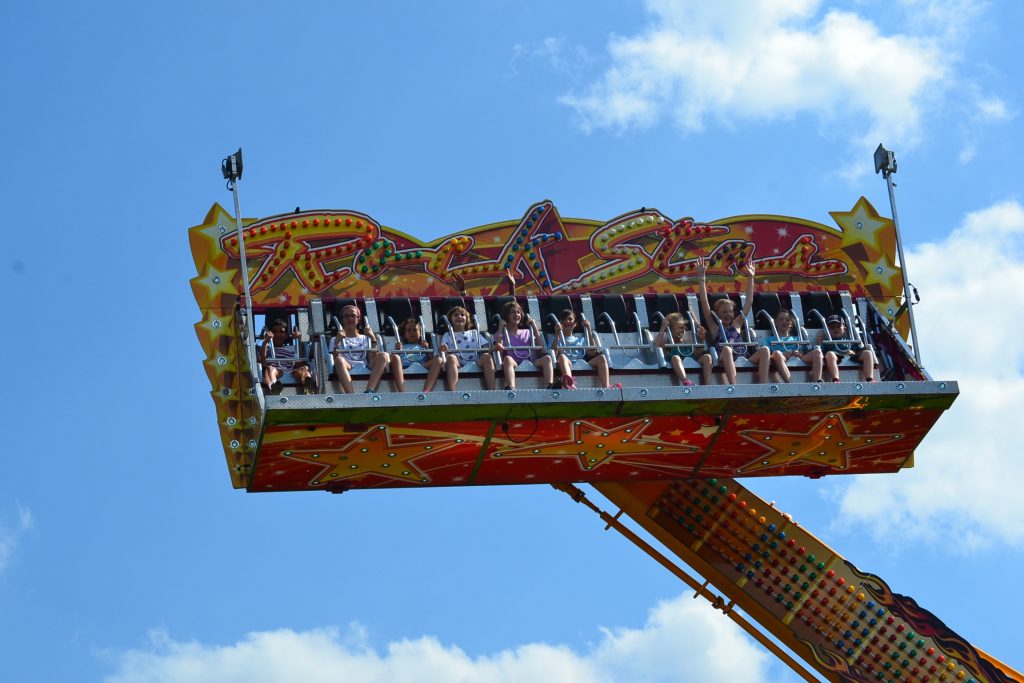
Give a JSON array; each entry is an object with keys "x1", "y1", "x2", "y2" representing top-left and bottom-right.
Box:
[{"x1": 493, "y1": 300, "x2": 555, "y2": 390}]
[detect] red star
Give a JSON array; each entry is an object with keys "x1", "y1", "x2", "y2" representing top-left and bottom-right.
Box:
[
  {"x1": 278, "y1": 425, "x2": 466, "y2": 486},
  {"x1": 491, "y1": 417, "x2": 698, "y2": 472},
  {"x1": 736, "y1": 414, "x2": 904, "y2": 474}
]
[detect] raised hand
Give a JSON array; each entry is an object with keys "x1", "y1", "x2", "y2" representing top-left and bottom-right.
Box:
[
  {"x1": 740, "y1": 261, "x2": 756, "y2": 278},
  {"x1": 452, "y1": 272, "x2": 466, "y2": 294},
  {"x1": 695, "y1": 256, "x2": 708, "y2": 277}
]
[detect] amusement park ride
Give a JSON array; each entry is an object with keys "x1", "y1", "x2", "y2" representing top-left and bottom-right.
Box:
[{"x1": 189, "y1": 148, "x2": 1020, "y2": 682}]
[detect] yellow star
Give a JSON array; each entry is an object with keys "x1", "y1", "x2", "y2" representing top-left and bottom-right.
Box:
[
  {"x1": 863, "y1": 254, "x2": 900, "y2": 291},
  {"x1": 736, "y1": 414, "x2": 904, "y2": 474},
  {"x1": 191, "y1": 263, "x2": 239, "y2": 302},
  {"x1": 831, "y1": 197, "x2": 894, "y2": 256},
  {"x1": 202, "y1": 350, "x2": 235, "y2": 379},
  {"x1": 194, "y1": 211, "x2": 239, "y2": 247},
  {"x1": 693, "y1": 424, "x2": 718, "y2": 438},
  {"x1": 492, "y1": 417, "x2": 698, "y2": 471},
  {"x1": 195, "y1": 311, "x2": 236, "y2": 340}
]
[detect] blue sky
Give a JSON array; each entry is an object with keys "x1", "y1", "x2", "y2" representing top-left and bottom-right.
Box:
[{"x1": 2, "y1": 1, "x2": 1022, "y2": 681}]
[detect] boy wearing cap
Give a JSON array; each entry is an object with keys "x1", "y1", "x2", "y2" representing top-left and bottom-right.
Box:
[{"x1": 817, "y1": 315, "x2": 875, "y2": 382}]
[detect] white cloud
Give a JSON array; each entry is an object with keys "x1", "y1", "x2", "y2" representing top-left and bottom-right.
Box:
[
  {"x1": 0, "y1": 503, "x2": 33, "y2": 575},
  {"x1": 560, "y1": 0, "x2": 1006, "y2": 177},
  {"x1": 957, "y1": 91, "x2": 1016, "y2": 165},
  {"x1": 974, "y1": 96, "x2": 1012, "y2": 122},
  {"x1": 837, "y1": 200, "x2": 1024, "y2": 549},
  {"x1": 103, "y1": 595, "x2": 778, "y2": 683},
  {"x1": 511, "y1": 38, "x2": 593, "y2": 81}
]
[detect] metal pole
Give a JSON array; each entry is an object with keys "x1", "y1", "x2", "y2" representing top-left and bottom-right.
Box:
[
  {"x1": 224, "y1": 149, "x2": 260, "y2": 386},
  {"x1": 884, "y1": 170, "x2": 922, "y2": 367},
  {"x1": 875, "y1": 144, "x2": 922, "y2": 368}
]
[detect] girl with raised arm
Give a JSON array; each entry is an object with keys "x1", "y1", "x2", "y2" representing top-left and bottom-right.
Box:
[
  {"x1": 696, "y1": 257, "x2": 771, "y2": 384},
  {"x1": 494, "y1": 300, "x2": 554, "y2": 390}
]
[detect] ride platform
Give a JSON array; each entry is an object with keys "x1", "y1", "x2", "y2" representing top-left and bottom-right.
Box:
[{"x1": 189, "y1": 198, "x2": 956, "y2": 493}]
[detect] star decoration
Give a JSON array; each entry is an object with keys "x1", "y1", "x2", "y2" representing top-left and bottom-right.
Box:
[
  {"x1": 277, "y1": 425, "x2": 465, "y2": 486},
  {"x1": 831, "y1": 197, "x2": 894, "y2": 257},
  {"x1": 863, "y1": 254, "x2": 900, "y2": 290},
  {"x1": 194, "y1": 212, "x2": 239, "y2": 246},
  {"x1": 191, "y1": 264, "x2": 240, "y2": 301},
  {"x1": 196, "y1": 311, "x2": 236, "y2": 339},
  {"x1": 491, "y1": 417, "x2": 698, "y2": 471},
  {"x1": 736, "y1": 414, "x2": 905, "y2": 474},
  {"x1": 693, "y1": 424, "x2": 719, "y2": 438}
]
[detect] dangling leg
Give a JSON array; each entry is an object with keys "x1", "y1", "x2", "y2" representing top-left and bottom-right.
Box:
[
  {"x1": 446, "y1": 355, "x2": 462, "y2": 391},
  {"x1": 366, "y1": 352, "x2": 388, "y2": 392},
  {"x1": 292, "y1": 364, "x2": 315, "y2": 394},
  {"x1": 557, "y1": 353, "x2": 574, "y2": 387},
  {"x1": 502, "y1": 355, "x2": 517, "y2": 390},
  {"x1": 670, "y1": 355, "x2": 690, "y2": 385},
  {"x1": 537, "y1": 355, "x2": 555, "y2": 387},
  {"x1": 333, "y1": 354, "x2": 355, "y2": 393},
  {"x1": 825, "y1": 351, "x2": 840, "y2": 382},
  {"x1": 390, "y1": 354, "x2": 406, "y2": 392},
  {"x1": 860, "y1": 348, "x2": 876, "y2": 381},
  {"x1": 422, "y1": 355, "x2": 443, "y2": 392},
  {"x1": 264, "y1": 365, "x2": 283, "y2": 393},
  {"x1": 478, "y1": 352, "x2": 496, "y2": 390},
  {"x1": 750, "y1": 347, "x2": 770, "y2": 384},
  {"x1": 720, "y1": 347, "x2": 737, "y2": 384},
  {"x1": 699, "y1": 353, "x2": 713, "y2": 385},
  {"x1": 803, "y1": 348, "x2": 823, "y2": 382},
  {"x1": 590, "y1": 354, "x2": 611, "y2": 388},
  {"x1": 771, "y1": 350, "x2": 791, "y2": 383}
]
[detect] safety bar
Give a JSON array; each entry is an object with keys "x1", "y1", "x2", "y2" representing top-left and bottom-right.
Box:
[
  {"x1": 756, "y1": 310, "x2": 815, "y2": 352},
  {"x1": 708, "y1": 312, "x2": 758, "y2": 352},
  {"x1": 547, "y1": 312, "x2": 604, "y2": 356},
  {"x1": 806, "y1": 309, "x2": 862, "y2": 346},
  {"x1": 384, "y1": 314, "x2": 433, "y2": 358}
]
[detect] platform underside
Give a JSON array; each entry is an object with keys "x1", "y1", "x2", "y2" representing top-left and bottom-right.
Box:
[{"x1": 248, "y1": 380, "x2": 956, "y2": 492}]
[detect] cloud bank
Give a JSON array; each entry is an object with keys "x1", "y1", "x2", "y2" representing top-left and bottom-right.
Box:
[
  {"x1": 104, "y1": 594, "x2": 779, "y2": 683},
  {"x1": 837, "y1": 199, "x2": 1024, "y2": 549},
  {"x1": 560, "y1": 0, "x2": 1007, "y2": 176}
]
